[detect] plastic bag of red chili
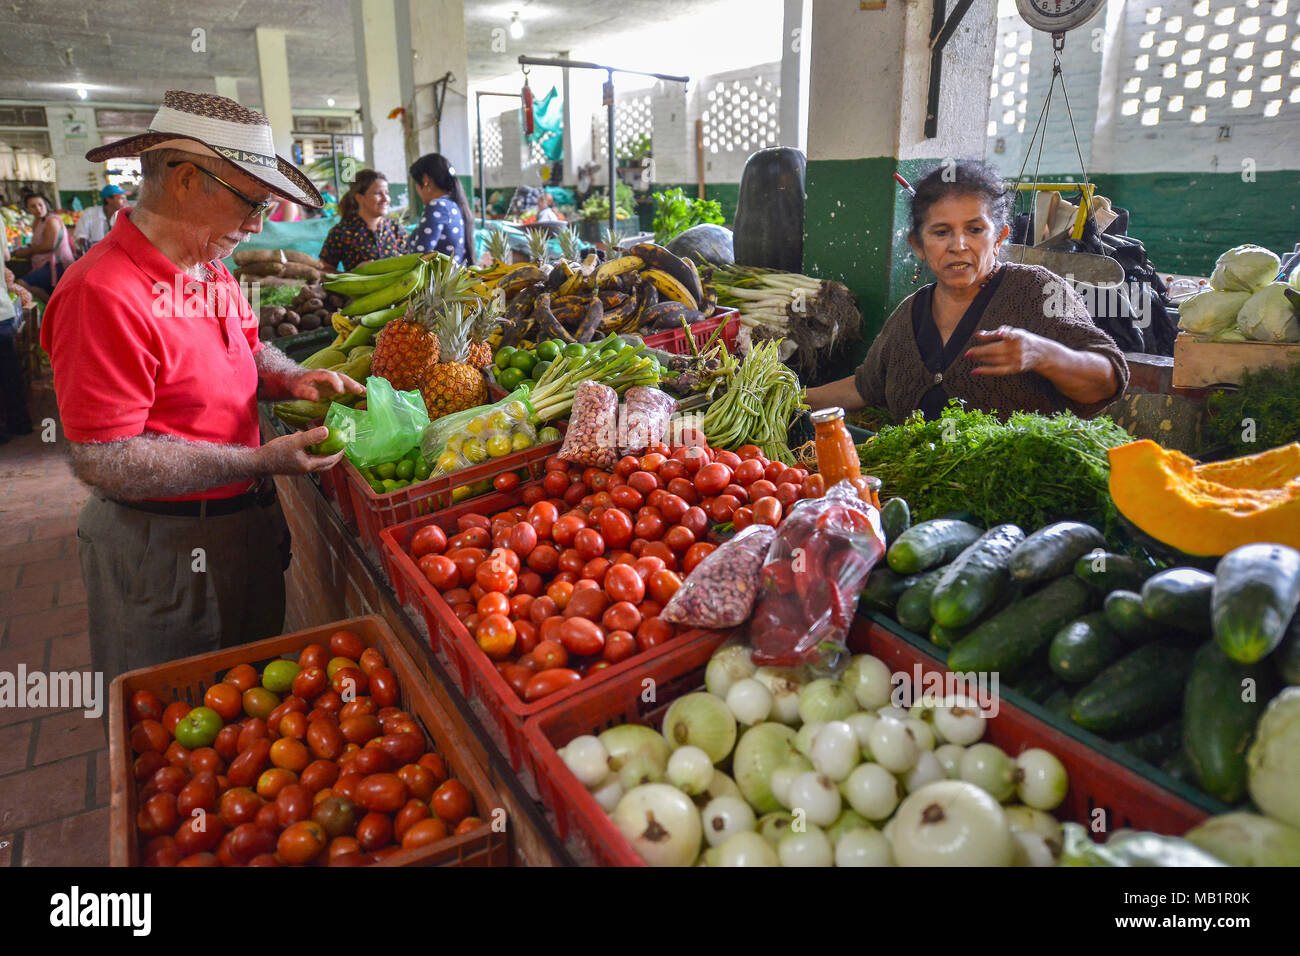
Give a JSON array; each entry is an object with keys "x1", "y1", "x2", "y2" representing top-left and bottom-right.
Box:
[
  {"x1": 747, "y1": 481, "x2": 885, "y2": 674},
  {"x1": 660, "y1": 524, "x2": 776, "y2": 629},
  {"x1": 620, "y1": 386, "x2": 676, "y2": 456},
  {"x1": 559, "y1": 381, "x2": 619, "y2": 469}
]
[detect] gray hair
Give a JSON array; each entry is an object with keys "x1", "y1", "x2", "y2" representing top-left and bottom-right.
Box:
[{"x1": 137, "y1": 147, "x2": 219, "y2": 204}]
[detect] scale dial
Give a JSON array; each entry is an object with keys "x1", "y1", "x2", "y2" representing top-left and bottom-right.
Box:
[{"x1": 1015, "y1": 0, "x2": 1108, "y2": 35}]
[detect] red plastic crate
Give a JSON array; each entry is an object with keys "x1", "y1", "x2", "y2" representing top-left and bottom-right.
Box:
[
  {"x1": 524, "y1": 617, "x2": 1210, "y2": 867},
  {"x1": 642, "y1": 308, "x2": 739, "y2": 355},
  {"x1": 378, "y1": 482, "x2": 737, "y2": 771},
  {"x1": 343, "y1": 428, "x2": 563, "y2": 557},
  {"x1": 317, "y1": 461, "x2": 354, "y2": 525}
]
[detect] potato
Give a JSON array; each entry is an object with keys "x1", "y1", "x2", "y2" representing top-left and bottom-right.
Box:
[
  {"x1": 298, "y1": 313, "x2": 321, "y2": 331},
  {"x1": 285, "y1": 310, "x2": 300, "y2": 325},
  {"x1": 259, "y1": 324, "x2": 276, "y2": 340},
  {"x1": 304, "y1": 298, "x2": 324, "y2": 312},
  {"x1": 275, "y1": 322, "x2": 297, "y2": 337}
]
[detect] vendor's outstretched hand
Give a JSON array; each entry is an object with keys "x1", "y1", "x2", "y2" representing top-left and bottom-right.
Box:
[
  {"x1": 289, "y1": 369, "x2": 366, "y2": 402},
  {"x1": 965, "y1": 326, "x2": 1053, "y2": 376}
]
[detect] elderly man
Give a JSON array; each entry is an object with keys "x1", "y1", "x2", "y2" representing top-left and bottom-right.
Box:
[
  {"x1": 41, "y1": 91, "x2": 362, "y2": 682},
  {"x1": 72, "y1": 183, "x2": 130, "y2": 255}
]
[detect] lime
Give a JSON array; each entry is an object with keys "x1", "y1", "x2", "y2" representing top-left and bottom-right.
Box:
[
  {"x1": 414, "y1": 460, "x2": 432, "y2": 480},
  {"x1": 563, "y1": 342, "x2": 588, "y2": 360},
  {"x1": 466, "y1": 416, "x2": 486, "y2": 435},
  {"x1": 391, "y1": 479, "x2": 409, "y2": 489},
  {"x1": 437, "y1": 449, "x2": 461, "y2": 473},
  {"x1": 462, "y1": 439, "x2": 486, "y2": 463},
  {"x1": 509, "y1": 350, "x2": 538, "y2": 375},
  {"x1": 262, "y1": 659, "x2": 300, "y2": 694},
  {"x1": 395, "y1": 459, "x2": 415, "y2": 480},
  {"x1": 310, "y1": 425, "x2": 347, "y2": 455},
  {"x1": 472, "y1": 478, "x2": 494, "y2": 494},
  {"x1": 486, "y1": 434, "x2": 512, "y2": 458},
  {"x1": 368, "y1": 479, "x2": 386, "y2": 494},
  {"x1": 451, "y1": 484, "x2": 473, "y2": 503},
  {"x1": 535, "y1": 340, "x2": 560, "y2": 362},
  {"x1": 503, "y1": 400, "x2": 529, "y2": 422},
  {"x1": 445, "y1": 434, "x2": 463, "y2": 453},
  {"x1": 495, "y1": 346, "x2": 517, "y2": 370},
  {"x1": 381, "y1": 478, "x2": 402, "y2": 493},
  {"x1": 487, "y1": 410, "x2": 511, "y2": 431},
  {"x1": 374, "y1": 462, "x2": 397, "y2": 480},
  {"x1": 497, "y1": 366, "x2": 526, "y2": 391},
  {"x1": 532, "y1": 360, "x2": 551, "y2": 382},
  {"x1": 510, "y1": 431, "x2": 534, "y2": 452},
  {"x1": 538, "y1": 426, "x2": 562, "y2": 444}
]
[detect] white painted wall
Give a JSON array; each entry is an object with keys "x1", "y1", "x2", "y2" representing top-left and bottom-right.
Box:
[
  {"x1": 48, "y1": 106, "x2": 103, "y2": 200},
  {"x1": 352, "y1": 0, "x2": 409, "y2": 187},
  {"x1": 409, "y1": 0, "x2": 471, "y2": 175}
]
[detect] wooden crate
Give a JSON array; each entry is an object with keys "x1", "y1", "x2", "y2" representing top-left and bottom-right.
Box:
[
  {"x1": 108, "y1": 615, "x2": 509, "y2": 867},
  {"x1": 1172, "y1": 332, "x2": 1300, "y2": 388}
]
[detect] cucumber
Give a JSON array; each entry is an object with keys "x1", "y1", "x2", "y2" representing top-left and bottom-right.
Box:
[
  {"x1": 929, "y1": 620, "x2": 970, "y2": 650},
  {"x1": 880, "y1": 497, "x2": 911, "y2": 545},
  {"x1": 1070, "y1": 643, "x2": 1193, "y2": 736},
  {"x1": 1115, "y1": 717, "x2": 1183, "y2": 766},
  {"x1": 1141, "y1": 567, "x2": 1215, "y2": 637},
  {"x1": 1103, "y1": 590, "x2": 1158, "y2": 644},
  {"x1": 895, "y1": 567, "x2": 948, "y2": 634},
  {"x1": 1212, "y1": 543, "x2": 1300, "y2": 665},
  {"x1": 1049, "y1": 612, "x2": 1126, "y2": 684},
  {"x1": 929, "y1": 524, "x2": 1025, "y2": 629},
  {"x1": 1006, "y1": 664, "x2": 1060, "y2": 704},
  {"x1": 886, "y1": 519, "x2": 982, "y2": 575},
  {"x1": 1074, "y1": 551, "x2": 1154, "y2": 593},
  {"x1": 861, "y1": 567, "x2": 920, "y2": 614},
  {"x1": 947, "y1": 576, "x2": 1092, "y2": 674},
  {"x1": 1183, "y1": 642, "x2": 1277, "y2": 803},
  {"x1": 1008, "y1": 521, "x2": 1106, "y2": 585},
  {"x1": 1276, "y1": 614, "x2": 1300, "y2": 685},
  {"x1": 1043, "y1": 687, "x2": 1074, "y2": 719}
]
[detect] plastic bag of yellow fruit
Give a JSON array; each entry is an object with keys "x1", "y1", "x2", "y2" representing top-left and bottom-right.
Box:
[{"x1": 419, "y1": 387, "x2": 539, "y2": 478}]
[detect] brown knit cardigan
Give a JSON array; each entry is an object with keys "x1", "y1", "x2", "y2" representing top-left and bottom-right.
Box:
[{"x1": 854, "y1": 263, "x2": 1129, "y2": 421}]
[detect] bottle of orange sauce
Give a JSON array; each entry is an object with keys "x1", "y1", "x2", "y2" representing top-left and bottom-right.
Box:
[{"x1": 810, "y1": 407, "x2": 881, "y2": 509}]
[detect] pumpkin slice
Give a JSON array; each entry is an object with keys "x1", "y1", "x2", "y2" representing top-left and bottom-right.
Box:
[{"x1": 1108, "y1": 440, "x2": 1300, "y2": 557}]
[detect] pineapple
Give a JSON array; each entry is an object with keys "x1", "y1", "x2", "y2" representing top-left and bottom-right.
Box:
[
  {"x1": 421, "y1": 303, "x2": 489, "y2": 419},
  {"x1": 465, "y1": 302, "x2": 501, "y2": 370},
  {"x1": 557, "y1": 225, "x2": 582, "y2": 262},
  {"x1": 525, "y1": 227, "x2": 551, "y2": 266},
  {"x1": 485, "y1": 228, "x2": 512, "y2": 266},
  {"x1": 369, "y1": 255, "x2": 478, "y2": 391},
  {"x1": 603, "y1": 222, "x2": 629, "y2": 257}
]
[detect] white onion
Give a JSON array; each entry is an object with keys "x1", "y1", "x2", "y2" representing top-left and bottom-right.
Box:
[
  {"x1": 732, "y1": 722, "x2": 799, "y2": 814},
  {"x1": 612, "y1": 784, "x2": 704, "y2": 867},
  {"x1": 698, "y1": 769, "x2": 743, "y2": 805},
  {"x1": 844, "y1": 712, "x2": 879, "y2": 757},
  {"x1": 1014, "y1": 748, "x2": 1069, "y2": 811},
  {"x1": 618, "y1": 755, "x2": 666, "y2": 790},
  {"x1": 725, "y1": 678, "x2": 772, "y2": 726},
  {"x1": 786, "y1": 772, "x2": 842, "y2": 827},
  {"x1": 661, "y1": 693, "x2": 737, "y2": 763},
  {"x1": 705, "y1": 645, "x2": 756, "y2": 698},
  {"x1": 905, "y1": 750, "x2": 945, "y2": 793},
  {"x1": 1004, "y1": 805, "x2": 1063, "y2": 844},
  {"x1": 702, "y1": 796, "x2": 756, "y2": 847},
  {"x1": 934, "y1": 744, "x2": 966, "y2": 779},
  {"x1": 591, "y1": 776, "x2": 625, "y2": 813},
  {"x1": 798, "y1": 679, "x2": 857, "y2": 724},
  {"x1": 712, "y1": 830, "x2": 779, "y2": 866},
  {"x1": 825, "y1": 808, "x2": 872, "y2": 847},
  {"x1": 841, "y1": 762, "x2": 902, "y2": 821},
  {"x1": 770, "y1": 757, "x2": 813, "y2": 809},
  {"x1": 835, "y1": 827, "x2": 895, "y2": 867},
  {"x1": 599, "y1": 724, "x2": 671, "y2": 778},
  {"x1": 667, "y1": 746, "x2": 715, "y2": 796},
  {"x1": 794, "y1": 721, "x2": 826, "y2": 758},
  {"x1": 753, "y1": 668, "x2": 803, "y2": 725},
  {"x1": 890, "y1": 780, "x2": 1014, "y2": 867},
  {"x1": 905, "y1": 718, "x2": 936, "y2": 752},
  {"x1": 810, "y1": 721, "x2": 861, "y2": 781},
  {"x1": 932, "y1": 696, "x2": 987, "y2": 746},
  {"x1": 1011, "y1": 830, "x2": 1059, "y2": 867},
  {"x1": 757, "y1": 811, "x2": 795, "y2": 846},
  {"x1": 868, "y1": 716, "x2": 920, "y2": 774},
  {"x1": 778, "y1": 825, "x2": 834, "y2": 867},
  {"x1": 560, "y1": 735, "x2": 610, "y2": 789},
  {"x1": 960, "y1": 743, "x2": 1015, "y2": 802},
  {"x1": 843, "y1": 654, "x2": 894, "y2": 710},
  {"x1": 876, "y1": 705, "x2": 910, "y2": 723}
]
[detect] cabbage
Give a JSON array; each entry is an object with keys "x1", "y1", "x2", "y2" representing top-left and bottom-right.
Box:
[
  {"x1": 1185, "y1": 812, "x2": 1300, "y2": 867},
  {"x1": 1177, "y1": 289, "x2": 1249, "y2": 338},
  {"x1": 1248, "y1": 687, "x2": 1300, "y2": 828},
  {"x1": 1236, "y1": 283, "x2": 1300, "y2": 342},
  {"x1": 1210, "y1": 244, "x2": 1281, "y2": 292}
]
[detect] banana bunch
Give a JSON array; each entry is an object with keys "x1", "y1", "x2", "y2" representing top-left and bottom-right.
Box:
[
  {"x1": 315, "y1": 252, "x2": 436, "y2": 351},
  {"x1": 272, "y1": 346, "x2": 374, "y2": 427}
]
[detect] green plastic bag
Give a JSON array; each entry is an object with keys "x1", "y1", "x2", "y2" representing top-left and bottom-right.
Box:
[
  {"x1": 418, "y1": 387, "x2": 538, "y2": 477},
  {"x1": 326, "y1": 376, "x2": 431, "y2": 469}
]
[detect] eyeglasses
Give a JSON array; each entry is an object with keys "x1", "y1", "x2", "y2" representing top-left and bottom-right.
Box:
[{"x1": 168, "y1": 160, "x2": 277, "y2": 219}]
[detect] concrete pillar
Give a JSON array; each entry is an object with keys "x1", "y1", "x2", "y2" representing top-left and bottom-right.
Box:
[
  {"x1": 650, "y1": 81, "x2": 691, "y2": 185},
  {"x1": 803, "y1": 0, "x2": 996, "y2": 358},
  {"x1": 778, "y1": 0, "x2": 811, "y2": 151},
  {"x1": 214, "y1": 75, "x2": 241, "y2": 103},
  {"x1": 254, "y1": 28, "x2": 294, "y2": 157},
  {"x1": 352, "y1": 0, "x2": 410, "y2": 195},
  {"x1": 408, "y1": 0, "x2": 472, "y2": 183}
]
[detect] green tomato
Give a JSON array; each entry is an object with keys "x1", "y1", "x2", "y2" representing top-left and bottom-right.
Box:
[
  {"x1": 509, "y1": 350, "x2": 538, "y2": 374},
  {"x1": 497, "y1": 366, "x2": 526, "y2": 391},
  {"x1": 495, "y1": 346, "x2": 517, "y2": 370},
  {"x1": 262, "y1": 659, "x2": 301, "y2": 694},
  {"x1": 374, "y1": 461, "x2": 397, "y2": 480},
  {"x1": 174, "y1": 706, "x2": 224, "y2": 749},
  {"x1": 562, "y1": 342, "x2": 588, "y2": 360},
  {"x1": 535, "y1": 340, "x2": 560, "y2": 362}
]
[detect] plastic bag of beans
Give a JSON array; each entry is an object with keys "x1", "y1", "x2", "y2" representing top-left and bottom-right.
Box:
[
  {"x1": 620, "y1": 386, "x2": 677, "y2": 456},
  {"x1": 559, "y1": 380, "x2": 620, "y2": 469},
  {"x1": 660, "y1": 524, "x2": 777, "y2": 629}
]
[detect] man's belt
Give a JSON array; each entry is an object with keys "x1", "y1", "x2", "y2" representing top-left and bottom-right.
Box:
[{"x1": 108, "y1": 480, "x2": 276, "y2": 518}]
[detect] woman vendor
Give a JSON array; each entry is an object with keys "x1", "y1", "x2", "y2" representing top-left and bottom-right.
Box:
[{"x1": 806, "y1": 162, "x2": 1128, "y2": 421}]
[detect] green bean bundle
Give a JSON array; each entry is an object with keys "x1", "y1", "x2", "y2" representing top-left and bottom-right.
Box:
[{"x1": 702, "y1": 340, "x2": 806, "y2": 463}]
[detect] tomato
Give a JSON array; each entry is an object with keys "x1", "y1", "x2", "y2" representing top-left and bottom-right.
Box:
[
  {"x1": 400, "y1": 817, "x2": 449, "y2": 850},
  {"x1": 173, "y1": 708, "x2": 222, "y2": 750},
  {"x1": 521, "y1": 484, "x2": 546, "y2": 506},
  {"x1": 522, "y1": 595, "x2": 556, "y2": 627},
  {"x1": 650, "y1": 494, "x2": 686, "y2": 526},
  {"x1": 736, "y1": 444, "x2": 763, "y2": 461},
  {"x1": 175, "y1": 815, "x2": 225, "y2": 857},
  {"x1": 498, "y1": 661, "x2": 534, "y2": 698},
  {"x1": 474, "y1": 557, "x2": 516, "y2": 595},
  {"x1": 369, "y1": 668, "x2": 399, "y2": 709},
  {"x1": 361, "y1": 647, "x2": 388, "y2": 676},
  {"x1": 682, "y1": 542, "x2": 717, "y2": 575},
  {"x1": 553, "y1": 570, "x2": 580, "y2": 587},
  {"x1": 732, "y1": 458, "x2": 766, "y2": 486},
  {"x1": 610, "y1": 484, "x2": 644, "y2": 511},
  {"x1": 349, "y1": 749, "x2": 390, "y2": 779},
  {"x1": 545, "y1": 581, "x2": 574, "y2": 611},
  {"x1": 133, "y1": 751, "x2": 168, "y2": 783},
  {"x1": 581, "y1": 557, "x2": 612, "y2": 585},
  {"x1": 523, "y1": 668, "x2": 583, "y2": 703},
  {"x1": 490, "y1": 470, "x2": 519, "y2": 493},
  {"x1": 278, "y1": 711, "x2": 308, "y2": 740},
  {"x1": 752, "y1": 496, "x2": 784, "y2": 527},
  {"x1": 573, "y1": 527, "x2": 606, "y2": 559},
  {"x1": 331, "y1": 667, "x2": 369, "y2": 700},
  {"x1": 476, "y1": 591, "x2": 510, "y2": 619},
  {"x1": 131, "y1": 719, "x2": 170, "y2": 755},
  {"x1": 647, "y1": 569, "x2": 683, "y2": 605},
  {"x1": 523, "y1": 545, "x2": 558, "y2": 576},
  {"x1": 177, "y1": 772, "x2": 219, "y2": 816},
  {"x1": 695, "y1": 462, "x2": 733, "y2": 496},
  {"x1": 476, "y1": 614, "x2": 517, "y2": 661},
  {"x1": 137, "y1": 791, "x2": 180, "y2": 840},
  {"x1": 666, "y1": 477, "x2": 699, "y2": 504},
  {"x1": 497, "y1": 519, "x2": 536, "y2": 558},
  {"x1": 658, "y1": 458, "x2": 686, "y2": 483},
  {"x1": 679, "y1": 506, "x2": 708, "y2": 539},
  {"x1": 681, "y1": 445, "x2": 710, "y2": 474},
  {"x1": 598, "y1": 629, "x2": 635, "y2": 664},
  {"x1": 555, "y1": 547, "x2": 584, "y2": 575},
  {"x1": 627, "y1": 471, "x2": 658, "y2": 496},
  {"x1": 636, "y1": 617, "x2": 676, "y2": 652},
  {"x1": 723, "y1": 483, "x2": 750, "y2": 505},
  {"x1": 634, "y1": 512, "x2": 665, "y2": 541},
  {"x1": 327, "y1": 630, "x2": 365, "y2": 662},
  {"x1": 597, "y1": 508, "x2": 634, "y2": 549},
  {"x1": 550, "y1": 514, "x2": 585, "y2": 548},
  {"x1": 662, "y1": 524, "x2": 696, "y2": 554},
  {"x1": 161, "y1": 701, "x2": 191, "y2": 735},
  {"x1": 631, "y1": 555, "x2": 666, "y2": 583},
  {"x1": 775, "y1": 482, "x2": 801, "y2": 510},
  {"x1": 218, "y1": 786, "x2": 264, "y2": 828},
  {"x1": 449, "y1": 527, "x2": 492, "y2": 553},
  {"x1": 615, "y1": 455, "x2": 640, "y2": 478},
  {"x1": 601, "y1": 600, "x2": 642, "y2": 634},
  {"x1": 640, "y1": 540, "x2": 677, "y2": 570},
  {"x1": 732, "y1": 506, "x2": 754, "y2": 532},
  {"x1": 559, "y1": 617, "x2": 605, "y2": 656},
  {"x1": 533, "y1": 639, "x2": 568, "y2": 670},
  {"x1": 149, "y1": 765, "x2": 189, "y2": 797},
  {"x1": 763, "y1": 460, "x2": 785, "y2": 482},
  {"x1": 749, "y1": 479, "x2": 778, "y2": 501},
  {"x1": 289, "y1": 665, "x2": 327, "y2": 702},
  {"x1": 457, "y1": 514, "x2": 491, "y2": 533},
  {"x1": 564, "y1": 587, "x2": 609, "y2": 623},
  {"x1": 638, "y1": 452, "x2": 666, "y2": 473},
  {"x1": 187, "y1": 747, "x2": 224, "y2": 777},
  {"x1": 528, "y1": 499, "x2": 558, "y2": 532},
  {"x1": 340, "y1": 715, "x2": 382, "y2": 745},
  {"x1": 274, "y1": 783, "x2": 314, "y2": 827},
  {"x1": 277, "y1": 820, "x2": 327, "y2": 864},
  {"x1": 562, "y1": 482, "x2": 589, "y2": 507},
  {"x1": 603, "y1": 563, "x2": 646, "y2": 605},
  {"x1": 801, "y1": 473, "x2": 827, "y2": 499},
  {"x1": 710, "y1": 494, "x2": 741, "y2": 523}
]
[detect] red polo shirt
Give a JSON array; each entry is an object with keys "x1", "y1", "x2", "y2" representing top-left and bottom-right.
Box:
[{"x1": 42, "y1": 210, "x2": 263, "y2": 501}]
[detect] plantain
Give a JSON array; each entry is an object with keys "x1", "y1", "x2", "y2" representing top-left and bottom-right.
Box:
[
  {"x1": 644, "y1": 301, "x2": 692, "y2": 330},
  {"x1": 598, "y1": 290, "x2": 630, "y2": 310},
  {"x1": 358, "y1": 304, "x2": 408, "y2": 329},
  {"x1": 340, "y1": 323, "x2": 376, "y2": 350},
  {"x1": 505, "y1": 282, "x2": 545, "y2": 325},
  {"x1": 641, "y1": 268, "x2": 698, "y2": 310},
  {"x1": 546, "y1": 260, "x2": 575, "y2": 291},
  {"x1": 324, "y1": 265, "x2": 416, "y2": 297},
  {"x1": 575, "y1": 298, "x2": 605, "y2": 344},
  {"x1": 499, "y1": 265, "x2": 548, "y2": 298},
  {"x1": 680, "y1": 256, "x2": 705, "y2": 306},
  {"x1": 351, "y1": 252, "x2": 426, "y2": 276},
  {"x1": 698, "y1": 282, "x2": 718, "y2": 317},
  {"x1": 628, "y1": 279, "x2": 659, "y2": 331},
  {"x1": 594, "y1": 254, "x2": 643, "y2": 287},
  {"x1": 533, "y1": 293, "x2": 575, "y2": 343},
  {"x1": 629, "y1": 243, "x2": 702, "y2": 303},
  {"x1": 331, "y1": 311, "x2": 356, "y2": 336},
  {"x1": 301, "y1": 347, "x2": 347, "y2": 370},
  {"x1": 340, "y1": 262, "x2": 426, "y2": 316},
  {"x1": 273, "y1": 399, "x2": 330, "y2": 426}
]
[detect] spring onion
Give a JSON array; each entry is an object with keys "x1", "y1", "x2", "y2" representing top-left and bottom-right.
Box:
[{"x1": 528, "y1": 333, "x2": 660, "y2": 421}]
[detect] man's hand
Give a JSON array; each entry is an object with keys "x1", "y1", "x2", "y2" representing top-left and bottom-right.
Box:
[
  {"x1": 255, "y1": 427, "x2": 345, "y2": 476},
  {"x1": 288, "y1": 370, "x2": 366, "y2": 402},
  {"x1": 965, "y1": 326, "x2": 1057, "y2": 376}
]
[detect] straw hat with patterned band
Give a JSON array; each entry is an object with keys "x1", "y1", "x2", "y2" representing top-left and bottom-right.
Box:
[{"x1": 85, "y1": 90, "x2": 323, "y2": 208}]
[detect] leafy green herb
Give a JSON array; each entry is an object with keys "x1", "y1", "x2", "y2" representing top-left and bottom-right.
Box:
[
  {"x1": 652, "y1": 187, "x2": 724, "y2": 245},
  {"x1": 855, "y1": 402, "x2": 1133, "y2": 539},
  {"x1": 617, "y1": 133, "x2": 652, "y2": 165},
  {"x1": 580, "y1": 182, "x2": 635, "y2": 221},
  {"x1": 256, "y1": 284, "x2": 303, "y2": 311},
  {"x1": 1204, "y1": 363, "x2": 1300, "y2": 455},
  {"x1": 847, "y1": 405, "x2": 895, "y2": 434}
]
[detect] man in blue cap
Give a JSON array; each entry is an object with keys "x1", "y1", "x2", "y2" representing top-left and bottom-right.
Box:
[{"x1": 73, "y1": 183, "x2": 130, "y2": 255}]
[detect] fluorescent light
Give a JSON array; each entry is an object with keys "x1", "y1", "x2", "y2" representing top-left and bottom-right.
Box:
[
  {"x1": 509, "y1": 13, "x2": 523, "y2": 39},
  {"x1": 327, "y1": 97, "x2": 336, "y2": 106},
  {"x1": 76, "y1": 87, "x2": 87, "y2": 99}
]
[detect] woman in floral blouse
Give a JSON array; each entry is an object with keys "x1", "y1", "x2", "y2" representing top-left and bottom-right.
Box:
[
  {"x1": 318, "y1": 170, "x2": 408, "y2": 272},
  {"x1": 408, "y1": 153, "x2": 475, "y2": 264}
]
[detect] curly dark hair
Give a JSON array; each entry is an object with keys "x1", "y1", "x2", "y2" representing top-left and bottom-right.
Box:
[{"x1": 908, "y1": 161, "x2": 1012, "y2": 239}]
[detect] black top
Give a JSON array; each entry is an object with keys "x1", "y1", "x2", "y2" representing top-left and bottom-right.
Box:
[{"x1": 911, "y1": 266, "x2": 1007, "y2": 420}]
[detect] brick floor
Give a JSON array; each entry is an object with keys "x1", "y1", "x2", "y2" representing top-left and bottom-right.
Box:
[{"x1": 0, "y1": 384, "x2": 104, "y2": 865}]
